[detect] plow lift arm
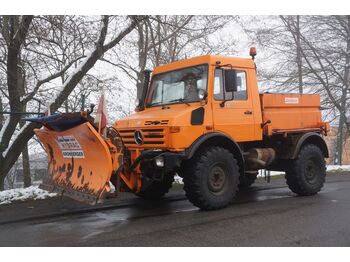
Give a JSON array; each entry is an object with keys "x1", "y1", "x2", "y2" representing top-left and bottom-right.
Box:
[{"x1": 26, "y1": 111, "x2": 135, "y2": 205}]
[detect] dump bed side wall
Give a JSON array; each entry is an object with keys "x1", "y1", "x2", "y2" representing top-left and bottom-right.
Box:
[{"x1": 260, "y1": 93, "x2": 323, "y2": 135}]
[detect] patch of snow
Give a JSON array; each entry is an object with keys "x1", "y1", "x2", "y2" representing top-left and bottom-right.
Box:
[
  {"x1": 0, "y1": 186, "x2": 57, "y2": 205},
  {"x1": 19, "y1": 95, "x2": 26, "y2": 103},
  {"x1": 173, "y1": 174, "x2": 183, "y2": 184},
  {"x1": 109, "y1": 181, "x2": 115, "y2": 193},
  {"x1": 258, "y1": 170, "x2": 285, "y2": 177},
  {"x1": 326, "y1": 165, "x2": 350, "y2": 172}
]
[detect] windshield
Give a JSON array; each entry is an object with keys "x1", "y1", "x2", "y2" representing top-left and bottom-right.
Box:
[{"x1": 146, "y1": 64, "x2": 208, "y2": 107}]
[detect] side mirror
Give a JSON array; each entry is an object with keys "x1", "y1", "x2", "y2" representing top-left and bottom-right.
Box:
[
  {"x1": 87, "y1": 103, "x2": 95, "y2": 115},
  {"x1": 134, "y1": 98, "x2": 142, "y2": 112},
  {"x1": 224, "y1": 69, "x2": 238, "y2": 92}
]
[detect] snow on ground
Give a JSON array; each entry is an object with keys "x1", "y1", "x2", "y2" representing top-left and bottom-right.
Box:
[
  {"x1": 0, "y1": 186, "x2": 57, "y2": 205},
  {"x1": 258, "y1": 170, "x2": 285, "y2": 177},
  {"x1": 174, "y1": 175, "x2": 183, "y2": 184},
  {"x1": 326, "y1": 165, "x2": 350, "y2": 172}
]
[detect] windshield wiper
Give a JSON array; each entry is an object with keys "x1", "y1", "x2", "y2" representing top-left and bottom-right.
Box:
[
  {"x1": 146, "y1": 102, "x2": 163, "y2": 107},
  {"x1": 168, "y1": 98, "x2": 190, "y2": 106}
]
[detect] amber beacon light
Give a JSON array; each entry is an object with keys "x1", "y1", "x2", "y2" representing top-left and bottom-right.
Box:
[{"x1": 249, "y1": 47, "x2": 257, "y2": 60}]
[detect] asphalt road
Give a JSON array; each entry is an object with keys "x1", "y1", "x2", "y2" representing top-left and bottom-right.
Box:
[{"x1": 1, "y1": 174, "x2": 350, "y2": 246}]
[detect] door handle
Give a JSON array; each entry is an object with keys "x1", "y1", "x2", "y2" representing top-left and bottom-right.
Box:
[{"x1": 244, "y1": 110, "x2": 252, "y2": 115}]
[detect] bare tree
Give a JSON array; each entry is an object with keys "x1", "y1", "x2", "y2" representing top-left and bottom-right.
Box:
[
  {"x1": 103, "y1": 15, "x2": 237, "y2": 102},
  {"x1": 296, "y1": 16, "x2": 350, "y2": 164},
  {"x1": 241, "y1": 15, "x2": 309, "y2": 93},
  {"x1": 280, "y1": 15, "x2": 303, "y2": 94},
  {"x1": 242, "y1": 15, "x2": 350, "y2": 164}
]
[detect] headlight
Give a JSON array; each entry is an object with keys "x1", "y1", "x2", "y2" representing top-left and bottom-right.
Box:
[{"x1": 154, "y1": 156, "x2": 164, "y2": 167}]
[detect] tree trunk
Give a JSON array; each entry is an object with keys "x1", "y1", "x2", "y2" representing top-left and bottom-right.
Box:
[
  {"x1": 0, "y1": 179, "x2": 4, "y2": 191},
  {"x1": 336, "y1": 15, "x2": 350, "y2": 165},
  {"x1": 295, "y1": 15, "x2": 303, "y2": 94},
  {"x1": 136, "y1": 22, "x2": 147, "y2": 100},
  {"x1": 0, "y1": 98, "x2": 3, "y2": 190},
  {"x1": 20, "y1": 111, "x2": 31, "y2": 188},
  {"x1": 0, "y1": 159, "x2": 5, "y2": 190},
  {"x1": 336, "y1": 118, "x2": 344, "y2": 165},
  {"x1": 21, "y1": 145, "x2": 31, "y2": 187},
  {"x1": 0, "y1": 97, "x2": 3, "y2": 129}
]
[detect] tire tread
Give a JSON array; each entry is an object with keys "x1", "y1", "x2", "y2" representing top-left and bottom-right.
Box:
[
  {"x1": 285, "y1": 144, "x2": 326, "y2": 196},
  {"x1": 183, "y1": 147, "x2": 239, "y2": 210}
]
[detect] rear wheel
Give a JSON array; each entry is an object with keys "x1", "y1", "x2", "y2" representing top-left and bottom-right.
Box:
[
  {"x1": 137, "y1": 174, "x2": 174, "y2": 200},
  {"x1": 285, "y1": 144, "x2": 326, "y2": 196},
  {"x1": 183, "y1": 147, "x2": 240, "y2": 210}
]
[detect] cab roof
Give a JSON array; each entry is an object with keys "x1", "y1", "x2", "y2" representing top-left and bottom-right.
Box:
[{"x1": 152, "y1": 55, "x2": 255, "y2": 75}]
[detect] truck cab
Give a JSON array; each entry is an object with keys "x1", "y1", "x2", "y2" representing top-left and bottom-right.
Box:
[{"x1": 116, "y1": 55, "x2": 262, "y2": 151}]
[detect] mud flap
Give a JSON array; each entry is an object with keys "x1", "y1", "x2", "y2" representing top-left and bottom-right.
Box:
[{"x1": 34, "y1": 122, "x2": 113, "y2": 205}]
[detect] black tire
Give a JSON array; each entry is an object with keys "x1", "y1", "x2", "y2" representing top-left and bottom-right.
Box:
[
  {"x1": 183, "y1": 147, "x2": 240, "y2": 210},
  {"x1": 137, "y1": 175, "x2": 174, "y2": 200},
  {"x1": 239, "y1": 172, "x2": 258, "y2": 188},
  {"x1": 285, "y1": 144, "x2": 326, "y2": 196}
]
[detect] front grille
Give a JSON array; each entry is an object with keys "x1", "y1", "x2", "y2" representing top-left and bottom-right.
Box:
[{"x1": 118, "y1": 128, "x2": 166, "y2": 147}]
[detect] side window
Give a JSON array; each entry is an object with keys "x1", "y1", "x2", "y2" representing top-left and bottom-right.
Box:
[
  {"x1": 213, "y1": 69, "x2": 247, "y2": 101},
  {"x1": 214, "y1": 69, "x2": 224, "y2": 100},
  {"x1": 233, "y1": 71, "x2": 247, "y2": 100}
]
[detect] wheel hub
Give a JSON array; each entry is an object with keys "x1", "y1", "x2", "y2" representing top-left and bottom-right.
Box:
[
  {"x1": 305, "y1": 159, "x2": 317, "y2": 183},
  {"x1": 208, "y1": 164, "x2": 227, "y2": 193}
]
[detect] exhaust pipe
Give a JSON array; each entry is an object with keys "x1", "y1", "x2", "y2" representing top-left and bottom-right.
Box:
[
  {"x1": 137, "y1": 69, "x2": 152, "y2": 111},
  {"x1": 245, "y1": 148, "x2": 276, "y2": 170}
]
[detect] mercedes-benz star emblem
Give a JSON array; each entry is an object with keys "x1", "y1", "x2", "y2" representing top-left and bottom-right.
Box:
[{"x1": 134, "y1": 130, "x2": 144, "y2": 145}]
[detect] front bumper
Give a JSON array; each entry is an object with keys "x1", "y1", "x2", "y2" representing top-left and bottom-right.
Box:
[{"x1": 128, "y1": 149, "x2": 185, "y2": 174}]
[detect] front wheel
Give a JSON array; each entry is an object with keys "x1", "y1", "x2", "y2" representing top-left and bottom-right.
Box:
[
  {"x1": 137, "y1": 174, "x2": 174, "y2": 200},
  {"x1": 183, "y1": 147, "x2": 240, "y2": 210},
  {"x1": 285, "y1": 144, "x2": 326, "y2": 196}
]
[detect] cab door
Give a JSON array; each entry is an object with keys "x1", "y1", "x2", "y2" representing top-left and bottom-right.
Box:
[{"x1": 211, "y1": 68, "x2": 255, "y2": 142}]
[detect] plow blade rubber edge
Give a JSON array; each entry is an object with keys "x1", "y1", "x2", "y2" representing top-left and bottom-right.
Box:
[{"x1": 34, "y1": 122, "x2": 113, "y2": 205}]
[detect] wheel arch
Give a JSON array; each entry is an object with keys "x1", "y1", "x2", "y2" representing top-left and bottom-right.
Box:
[
  {"x1": 292, "y1": 132, "x2": 329, "y2": 159},
  {"x1": 185, "y1": 132, "x2": 245, "y2": 175}
]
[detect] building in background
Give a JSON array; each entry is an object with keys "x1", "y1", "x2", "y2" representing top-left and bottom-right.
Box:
[
  {"x1": 324, "y1": 127, "x2": 350, "y2": 165},
  {"x1": 4, "y1": 155, "x2": 47, "y2": 189}
]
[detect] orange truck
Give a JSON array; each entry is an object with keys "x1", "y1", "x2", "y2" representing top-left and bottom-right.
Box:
[{"x1": 30, "y1": 48, "x2": 330, "y2": 210}]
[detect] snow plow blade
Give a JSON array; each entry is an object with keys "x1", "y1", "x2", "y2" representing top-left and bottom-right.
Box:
[{"x1": 34, "y1": 122, "x2": 113, "y2": 205}]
